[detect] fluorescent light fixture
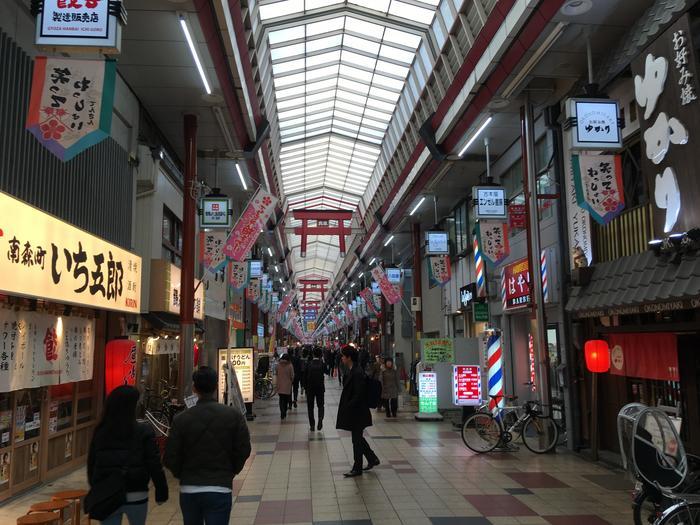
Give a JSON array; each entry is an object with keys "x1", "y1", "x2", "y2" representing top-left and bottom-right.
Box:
[
  {"x1": 410, "y1": 196, "x2": 426, "y2": 216},
  {"x1": 384, "y1": 235, "x2": 394, "y2": 247},
  {"x1": 267, "y1": 247, "x2": 273, "y2": 257},
  {"x1": 350, "y1": 282, "x2": 355, "y2": 288},
  {"x1": 458, "y1": 116, "x2": 493, "y2": 156},
  {"x1": 283, "y1": 286, "x2": 286, "y2": 291},
  {"x1": 358, "y1": 272, "x2": 363, "y2": 278},
  {"x1": 275, "y1": 265, "x2": 280, "y2": 272},
  {"x1": 369, "y1": 257, "x2": 376, "y2": 265},
  {"x1": 179, "y1": 15, "x2": 211, "y2": 95},
  {"x1": 236, "y1": 163, "x2": 248, "y2": 191},
  {"x1": 279, "y1": 278, "x2": 283, "y2": 283}
]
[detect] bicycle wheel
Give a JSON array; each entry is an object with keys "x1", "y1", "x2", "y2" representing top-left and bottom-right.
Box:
[
  {"x1": 462, "y1": 412, "x2": 500, "y2": 453},
  {"x1": 522, "y1": 415, "x2": 558, "y2": 453},
  {"x1": 657, "y1": 501, "x2": 700, "y2": 525},
  {"x1": 633, "y1": 488, "x2": 662, "y2": 525}
]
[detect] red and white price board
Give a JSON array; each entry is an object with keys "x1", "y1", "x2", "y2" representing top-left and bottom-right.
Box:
[{"x1": 453, "y1": 365, "x2": 481, "y2": 406}]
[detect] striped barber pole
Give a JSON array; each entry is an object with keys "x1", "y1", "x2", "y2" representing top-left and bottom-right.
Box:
[
  {"x1": 541, "y1": 249, "x2": 549, "y2": 302},
  {"x1": 487, "y1": 332, "x2": 505, "y2": 415},
  {"x1": 500, "y1": 267, "x2": 507, "y2": 311},
  {"x1": 474, "y1": 233, "x2": 486, "y2": 298}
]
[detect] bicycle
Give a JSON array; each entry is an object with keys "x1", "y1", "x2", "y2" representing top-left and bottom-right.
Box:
[
  {"x1": 142, "y1": 380, "x2": 184, "y2": 426},
  {"x1": 254, "y1": 374, "x2": 276, "y2": 400},
  {"x1": 461, "y1": 394, "x2": 559, "y2": 454}
]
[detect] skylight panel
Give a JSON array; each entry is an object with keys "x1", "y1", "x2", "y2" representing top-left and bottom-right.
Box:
[
  {"x1": 268, "y1": 25, "x2": 305, "y2": 45},
  {"x1": 379, "y1": 44, "x2": 415, "y2": 64},
  {"x1": 307, "y1": 16, "x2": 345, "y2": 37},
  {"x1": 383, "y1": 27, "x2": 422, "y2": 48},
  {"x1": 307, "y1": 50, "x2": 341, "y2": 68},
  {"x1": 349, "y1": 0, "x2": 391, "y2": 12},
  {"x1": 344, "y1": 17, "x2": 384, "y2": 39},
  {"x1": 273, "y1": 58, "x2": 305, "y2": 75},
  {"x1": 368, "y1": 85, "x2": 401, "y2": 102},
  {"x1": 277, "y1": 96, "x2": 306, "y2": 110},
  {"x1": 277, "y1": 84, "x2": 307, "y2": 100},
  {"x1": 306, "y1": 79, "x2": 337, "y2": 93},
  {"x1": 365, "y1": 97, "x2": 395, "y2": 113},
  {"x1": 306, "y1": 64, "x2": 340, "y2": 81},
  {"x1": 259, "y1": 0, "x2": 304, "y2": 20},
  {"x1": 376, "y1": 60, "x2": 409, "y2": 78},
  {"x1": 336, "y1": 77, "x2": 370, "y2": 95},
  {"x1": 388, "y1": 1, "x2": 435, "y2": 24},
  {"x1": 343, "y1": 34, "x2": 380, "y2": 55},
  {"x1": 361, "y1": 107, "x2": 392, "y2": 122},
  {"x1": 339, "y1": 65, "x2": 373, "y2": 83},
  {"x1": 275, "y1": 72, "x2": 306, "y2": 88},
  {"x1": 305, "y1": 0, "x2": 344, "y2": 10},
  {"x1": 307, "y1": 34, "x2": 343, "y2": 53},
  {"x1": 271, "y1": 42, "x2": 306, "y2": 61},
  {"x1": 334, "y1": 110, "x2": 363, "y2": 124},
  {"x1": 337, "y1": 90, "x2": 368, "y2": 107},
  {"x1": 341, "y1": 50, "x2": 377, "y2": 70},
  {"x1": 371, "y1": 73, "x2": 405, "y2": 91}
]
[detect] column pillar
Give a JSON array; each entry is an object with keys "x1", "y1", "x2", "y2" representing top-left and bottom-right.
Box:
[{"x1": 412, "y1": 223, "x2": 423, "y2": 340}]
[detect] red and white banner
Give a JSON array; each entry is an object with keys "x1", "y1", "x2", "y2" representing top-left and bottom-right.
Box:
[
  {"x1": 276, "y1": 291, "x2": 294, "y2": 321},
  {"x1": 502, "y1": 258, "x2": 530, "y2": 310},
  {"x1": 478, "y1": 220, "x2": 510, "y2": 265},
  {"x1": 246, "y1": 279, "x2": 260, "y2": 304},
  {"x1": 358, "y1": 288, "x2": 378, "y2": 315},
  {"x1": 199, "y1": 231, "x2": 227, "y2": 272},
  {"x1": 572, "y1": 154, "x2": 625, "y2": 225},
  {"x1": 229, "y1": 261, "x2": 249, "y2": 291},
  {"x1": 331, "y1": 312, "x2": 342, "y2": 328},
  {"x1": 342, "y1": 302, "x2": 354, "y2": 324},
  {"x1": 428, "y1": 255, "x2": 451, "y2": 286},
  {"x1": 224, "y1": 189, "x2": 278, "y2": 262},
  {"x1": 371, "y1": 265, "x2": 402, "y2": 305}
]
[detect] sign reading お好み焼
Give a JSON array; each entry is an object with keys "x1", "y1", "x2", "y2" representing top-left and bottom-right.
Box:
[
  {"x1": 0, "y1": 191, "x2": 141, "y2": 313},
  {"x1": 569, "y1": 99, "x2": 622, "y2": 149}
]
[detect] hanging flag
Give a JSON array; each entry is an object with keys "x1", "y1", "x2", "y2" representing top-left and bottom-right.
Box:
[
  {"x1": 246, "y1": 279, "x2": 260, "y2": 304},
  {"x1": 428, "y1": 255, "x2": 452, "y2": 286},
  {"x1": 486, "y1": 332, "x2": 505, "y2": 415},
  {"x1": 26, "y1": 57, "x2": 116, "y2": 161},
  {"x1": 477, "y1": 220, "x2": 510, "y2": 265},
  {"x1": 229, "y1": 261, "x2": 249, "y2": 290},
  {"x1": 200, "y1": 231, "x2": 228, "y2": 273},
  {"x1": 277, "y1": 291, "x2": 294, "y2": 321},
  {"x1": 224, "y1": 189, "x2": 278, "y2": 262},
  {"x1": 474, "y1": 233, "x2": 486, "y2": 298},
  {"x1": 331, "y1": 312, "x2": 342, "y2": 327},
  {"x1": 342, "y1": 302, "x2": 354, "y2": 324},
  {"x1": 371, "y1": 265, "x2": 402, "y2": 305},
  {"x1": 359, "y1": 288, "x2": 378, "y2": 315},
  {"x1": 572, "y1": 154, "x2": 625, "y2": 224}
]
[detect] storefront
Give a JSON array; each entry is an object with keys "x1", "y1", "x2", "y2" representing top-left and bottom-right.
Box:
[{"x1": 0, "y1": 191, "x2": 141, "y2": 500}]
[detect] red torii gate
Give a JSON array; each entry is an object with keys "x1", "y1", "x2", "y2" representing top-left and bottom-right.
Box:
[
  {"x1": 298, "y1": 279, "x2": 328, "y2": 301},
  {"x1": 292, "y1": 209, "x2": 353, "y2": 257}
]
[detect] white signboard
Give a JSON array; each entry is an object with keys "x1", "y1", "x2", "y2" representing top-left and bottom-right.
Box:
[
  {"x1": 36, "y1": 0, "x2": 123, "y2": 51},
  {"x1": 0, "y1": 309, "x2": 94, "y2": 392},
  {"x1": 473, "y1": 186, "x2": 507, "y2": 219},
  {"x1": 200, "y1": 198, "x2": 232, "y2": 228},
  {"x1": 249, "y1": 260, "x2": 262, "y2": 279},
  {"x1": 218, "y1": 348, "x2": 254, "y2": 403},
  {"x1": 426, "y1": 231, "x2": 449, "y2": 254},
  {"x1": 569, "y1": 99, "x2": 622, "y2": 149},
  {"x1": 144, "y1": 337, "x2": 179, "y2": 355},
  {"x1": 386, "y1": 268, "x2": 402, "y2": 284}
]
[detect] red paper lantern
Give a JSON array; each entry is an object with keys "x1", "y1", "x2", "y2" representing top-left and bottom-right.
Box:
[
  {"x1": 584, "y1": 340, "x2": 610, "y2": 373},
  {"x1": 105, "y1": 339, "x2": 137, "y2": 395}
]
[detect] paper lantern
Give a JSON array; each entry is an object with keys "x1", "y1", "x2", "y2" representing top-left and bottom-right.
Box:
[
  {"x1": 584, "y1": 340, "x2": 610, "y2": 373},
  {"x1": 105, "y1": 339, "x2": 137, "y2": 395}
]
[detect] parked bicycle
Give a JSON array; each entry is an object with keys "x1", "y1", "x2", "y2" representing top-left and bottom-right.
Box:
[
  {"x1": 461, "y1": 394, "x2": 559, "y2": 454},
  {"x1": 141, "y1": 380, "x2": 184, "y2": 426},
  {"x1": 254, "y1": 355, "x2": 276, "y2": 400}
]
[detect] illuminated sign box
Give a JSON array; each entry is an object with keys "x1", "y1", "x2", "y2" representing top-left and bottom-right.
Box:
[
  {"x1": 0, "y1": 191, "x2": 141, "y2": 313},
  {"x1": 249, "y1": 260, "x2": 262, "y2": 278},
  {"x1": 200, "y1": 198, "x2": 232, "y2": 228},
  {"x1": 386, "y1": 268, "x2": 402, "y2": 284},
  {"x1": 425, "y1": 231, "x2": 449, "y2": 254},
  {"x1": 453, "y1": 365, "x2": 481, "y2": 406},
  {"x1": 218, "y1": 347, "x2": 254, "y2": 403},
  {"x1": 418, "y1": 372, "x2": 438, "y2": 413},
  {"x1": 473, "y1": 186, "x2": 507, "y2": 219},
  {"x1": 568, "y1": 98, "x2": 622, "y2": 150}
]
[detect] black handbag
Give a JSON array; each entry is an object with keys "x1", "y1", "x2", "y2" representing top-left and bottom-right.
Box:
[{"x1": 85, "y1": 435, "x2": 138, "y2": 520}]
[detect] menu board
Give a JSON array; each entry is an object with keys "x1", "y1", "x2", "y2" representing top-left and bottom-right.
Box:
[
  {"x1": 418, "y1": 372, "x2": 438, "y2": 413},
  {"x1": 218, "y1": 348, "x2": 254, "y2": 403},
  {"x1": 453, "y1": 365, "x2": 481, "y2": 406}
]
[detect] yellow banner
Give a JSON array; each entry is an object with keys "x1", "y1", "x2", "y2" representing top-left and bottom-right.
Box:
[{"x1": 0, "y1": 191, "x2": 141, "y2": 313}]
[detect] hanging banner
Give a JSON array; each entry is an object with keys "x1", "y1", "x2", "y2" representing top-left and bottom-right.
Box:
[
  {"x1": 342, "y1": 302, "x2": 354, "y2": 324},
  {"x1": 371, "y1": 265, "x2": 402, "y2": 305},
  {"x1": 246, "y1": 279, "x2": 260, "y2": 304},
  {"x1": 331, "y1": 312, "x2": 342, "y2": 328},
  {"x1": 224, "y1": 189, "x2": 278, "y2": 262},
  {"x1": 428, "y1": 255, "x2": 452, "y2": 287},
  {"x1": 572, "y1": 154, "x2": 625, "y2": 224},
  {"x1": 0, "y1": 309, "x2": 94, "y2": 392},
  {"x1": 199, "y1": 231, "x2": 227, "y2": 272},
  {"x1": 477, "y1": 220, "x2": 510, "y2": 265},
  {"x1": 26, "y1": 57, "x2": 116, "y2": 161},
  {"x1": 228, "y1": 261, "x2": 249, "y2": 291},
  {"x1": 276, "y1": 291, "x2": 294, "y2": 321},
  {"x1": 502, "y1": 257, "x2": 531, "y2": 310}
]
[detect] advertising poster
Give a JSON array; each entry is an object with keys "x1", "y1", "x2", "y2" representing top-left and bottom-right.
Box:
[
  {"x1": 49, "y1": 402, "x2": 58, "y2": 434},
  {"x1": 0, "y1": 411, "x2": 11, "y2": 446},
  {"x1": 14, "y1": 406, "x2": 26, "y2": 443},
  {"x1": 0, "y1": 451, "x2": 9, "y2": 484},
  {"x1": 422, "y1": 338, "x2": 454, "y2": 363},
  {"x1": 218, "y1": 348, "x2": 254, "y2": 404},
  {"x1": 29, "y1": 443, "x2": 39, "y2": 472}
]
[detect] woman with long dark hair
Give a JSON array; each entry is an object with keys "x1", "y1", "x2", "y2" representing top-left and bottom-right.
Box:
[{"x1": 87, "y1": 385, "x2": 168, "y2": 524}]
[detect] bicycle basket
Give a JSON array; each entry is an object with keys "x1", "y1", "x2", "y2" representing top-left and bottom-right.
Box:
[
  {"x1": 617, "y1": 403, "x2": 647, "y2": 474},
  {"x1": 632, "y1": 407, "x2": 687, "y2": 491}
]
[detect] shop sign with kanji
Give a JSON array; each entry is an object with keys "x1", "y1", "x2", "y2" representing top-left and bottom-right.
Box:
[
  {"x1": 508, "y1": 204, "x2": 527, "y2": 229},
  {"x1": 159, "y1": 262, "x2": 204, "y2": 320},
  {"x1": 224, "y1": 189, "x2": 278, "y2": 262},
  {"x1": 34, "y1": 0, "x2": 125, "y2": 52},
  {"x1": 572, "y1": 154, "x2": 625, "y2": 224},
  {"x1": 422, "y1": 338, "x2": 455, "y2": 363},
  {"x1": 358, "y1": 288, "x2": 379, "y2": 315},
  {"x1": 228, "y1": 261, "x2": 249, "y2": 291},
  {"x1": 246, "y1": 279, "x2": 261, "y2": 304},
  {"x1": 199, "y1": 231, "x2": 227, "y2": 272},
  {"x1": 428, "y1": 255, "x2": 451, "y2": 287},
  {"x1": 569, "y1": 99, "x2": 622, "y2": 149},
  {"x1": 477, "y1": 220, "x2": 510, "y2": 265},
  {"x1": 502, "y1": 257, "x2": 531, "y2": 310},
  {"x1": 200, "y1": 198, "x2": 232, "y2": 228},
  {"x1": 371, "y1": 265, "x2": 402, "y2": 305},
  {"x1": 276, "y1": 291, "x2": 295, "y2": 321},
  {"x1": 26, "y1": 57, "x2": 116, "y2": 161},
  {"x1": 0, "y1": 191, "x2": 141, "y2": 313},
  {"x1": 0, "y1": 309, "x2": 94, "y2": 393}
]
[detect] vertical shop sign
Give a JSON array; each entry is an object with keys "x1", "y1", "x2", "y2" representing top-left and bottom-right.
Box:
[
  {"x1": 26, "y1": 57, "x2": 116, "y2": 161},
  {"x1": 228, "y1": 261, "x2": 249, "y2": 290},
  {"x1": 633, "y1": 13, "x2": 700, "y2": 236},
  {"x1": 502, "y1": 258, "x2": 530, "y2": 310},
  {"x1": 246, "y1": 279, "x2": 260, "y2": 304},
  {"x1": 276, "y1": 291, "x2": 294, "y2": 321},
  {"x1": 572, "y1": 155, "x2": 625, "y2": 224},
  {"x1": 428, "y1": 255, "x2": 452, "y2": 287},
  {"x1": 199, "y1": 231, "x2": 227, "y2": 272},
  {"x1": 508, "y1": 204, "x2": 527, "y2": 229},
  {"x1": 371, "y1": 265, "x2": 402, "y2": 305},
  {"x1": 224, "y1": 189, "x2": 278, "y2": 262},
  {"x1": 477, "y1": 221, "x2": 510, "y2": 265},
  {"x1": 358, "y1": 288, "x2": 378, "y2": 315},
  {"x1": 104, "y1": 339, "x2": 136, "y2": 395},
  {"x1": 418, "y1": 372, "x2": 438, "y2": 413}
]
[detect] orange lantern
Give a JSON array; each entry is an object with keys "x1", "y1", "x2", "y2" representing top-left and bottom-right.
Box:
[
  {"x1": 584, "y1": 340, "x2": 610, "y2": 373},
  {"x1": 105, "y1": 339, "x2": 137, "y2": 395}
]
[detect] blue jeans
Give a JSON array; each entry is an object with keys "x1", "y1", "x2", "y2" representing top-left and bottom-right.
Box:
[
  {"x1": 180, "y1": 492, "x2": 232, "y2": 525},
  {"x1": 101, "y1": 502, "x2": 148, "y2": 525}
]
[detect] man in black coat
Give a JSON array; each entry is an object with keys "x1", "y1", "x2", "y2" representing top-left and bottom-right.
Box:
[
  {"x1": 336, "y1": 345, "x2": 380, "y2": 477},
  {"x1": 305, "y1": 346, "x2": 325, "y2": 432}
]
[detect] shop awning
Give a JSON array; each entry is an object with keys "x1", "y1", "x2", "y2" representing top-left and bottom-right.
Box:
[
  {"x1": 143, "y1": 312, "x2": 205, "y2": 333},
  {"x1": 566, "y1": 251, "x2": 700, "y2": 318}
]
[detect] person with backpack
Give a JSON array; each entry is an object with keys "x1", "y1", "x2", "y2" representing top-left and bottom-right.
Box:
[
  {"x1": 381, "y1": 357, "x2": 401, "y2": 417},
  {"x1": 305, "y1": 347, "x2": 325, "y2": 431},
  {"x1": 336, "y1": 345, "x2": 380, "y2": 477},
  {"x1": 86, "y1": 385, "x2": 168, "y2": 524}
]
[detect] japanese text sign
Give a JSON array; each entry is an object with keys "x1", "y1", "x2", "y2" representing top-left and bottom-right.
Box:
[
  {"x1": 35, "y1": 0, "x2": 123, "y2": 51},
  {"x1": 421, "y1": 338, "x2": 454, "y2": 363},
  {"x1": 358, "y1": 288, "x2": 378, "y2": 315},
  {"x1": 477, "y1": 220, "x2": 510, "y2": 265},
  {"x1": 276, "y1": 291, "x2": 294, "y2": 321},
  {"x1": 228, "y1": 261, "x2": 249, "y2": 291},
  {"x1": 224, "y1": 189, "x2": 278, "y2": 262},
  {"x1": 199, "y1": 231, "x2": 227, "y2": 272},
  {"x1": 26, "y1": 57, "x2": 116, "y2": 161},
  {"x1": 246, "y1": 279, "x2": 260, "y2": 304},
  {"x1": 418, "y1": 372, "x2": 438, "y2": 413},
  {"x1": 371, "y1": 266, "x2": 402, "y2": 305},
  {"x1": 473, "y1": 186, "x2": 507, "y2": 219},
  {"x1": 502, "y1": 257, "x2": 531, "y2": 310},
  {"x1": 0, "y1": 309, "x2": 94, "y2": 393},
  {"x1": 218, "y1": 347, "x2": 254, "y2": 403},
  {"x1": 570, "y1": 99, "x2": 622, "y2": 149},
  {"x1": 0, "y1": 191, "x2": 141, "y2": 313},
  {"x1": 425, "y1": 231, "x2": 449, "y2": 254},
  {"x1": 508, "y1": 204, "x2": 527, "y2": 229},
  {"x1": 149, "y1": 260, "x2": 204, "y2": 320},
  {"x1": 428, "y1": 255, "x2": 451, "y2": 287},
  {"x1": 453, "y1": 365, "x2": 481, "y2": 406},
  {"x1": 200, "y1": 198, "x2": 232, "y2": 228},
  {"x1": 572, "y1": 155, "x2": 625, "y2": 224}
]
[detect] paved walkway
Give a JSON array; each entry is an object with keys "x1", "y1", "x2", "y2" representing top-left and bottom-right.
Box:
[{"x1": 3, "y1": 378, "x2": 633, "y2": 524}]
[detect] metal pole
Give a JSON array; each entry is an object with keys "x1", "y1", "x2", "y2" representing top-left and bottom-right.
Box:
[
  {"x1": 523, "y1": 97, "x2": 552, "y2": 414},
  {"x1": 591, "y1": 372, "x2": 599, "y2": 461},
  {"x1": 179, "y1": 114, "x2": 197, "y2": 403},
  {"x1": 412, "y1": 223, "x2": 423, "y2": 340}
]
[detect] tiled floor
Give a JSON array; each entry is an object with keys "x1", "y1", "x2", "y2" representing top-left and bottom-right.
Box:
[{"x1": 1, "y1": 379, "x2": 633, "y2": 524}]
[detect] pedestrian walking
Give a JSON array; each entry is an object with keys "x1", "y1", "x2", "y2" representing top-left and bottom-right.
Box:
[
  {"x1": 369, "y1": 354, "x2": 384, "y2": 413},
  {"x1": 380, "y1": 357, "x2": 401, "y2": 417},
  {"x1": 305, "y1": 347, "x2": 325, "y2": 431},
  {"x1": 336, "y1": 345, "x2": 380, "y2": 477},
  {"x1": 86, "y1": 385, "x2": 168, "y2": 524},
  {"x1": 336, "y1": 350, "x2": 347, "y2": 387},
  {"x1": 276, "y1": 354, "x2": 295, "y2": 419},
  {"x1": 291, "y1": 349, "x2": 303, "y2": 408},
  {"x1": 164, "y1": 366, "x2": 251, "y2": 525}
]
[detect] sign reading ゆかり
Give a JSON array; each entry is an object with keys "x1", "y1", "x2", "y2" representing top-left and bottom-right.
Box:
[
  {"x1": 569, "y1": 99, "x2": 622, "y2": 149},
  {"x1": 0, "y1": 191, "x2": 141, "y2": 313}
]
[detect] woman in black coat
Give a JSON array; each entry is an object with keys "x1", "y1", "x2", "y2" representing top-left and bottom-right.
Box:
[
  {"x1": 87, "y1": 385, "x2": 168, "y2": 524},
  {"x1": 336, "y1": 346, "x2": 379, "y2": 477}
]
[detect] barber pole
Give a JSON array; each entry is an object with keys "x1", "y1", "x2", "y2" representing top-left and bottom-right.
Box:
[
  {"x1": 500, "y1": 267, "x2": 507, "y2": 312},
  {"x1": 474, "y1": 233, "x2": 486, "y2": 298},
  {"x1": 541, "y1": 250, "x2": 549, "y2": 303},
  {"x1": 487, "y1": 332, "x2": 504, "y2": 415}
]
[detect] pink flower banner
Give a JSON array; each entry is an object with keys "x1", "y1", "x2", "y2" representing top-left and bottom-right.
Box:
[
  {"x1": 477, "y1": 221, "x2": 510, "y2": 266},
  {"x1": 229, "y1": 261, "x2": 249, "y2": 290},
  {"x1": 246, "y1": 279, "x2": 260, "y2": 304},
  {"x1": 572, "y1": 154, "x2": 625, "y2": 225},
  {"x1": 224, "y1": 189, "x2": 278, "y2": 262},
  {"x1": 428, "y1": 255, "x2": 452, "y2": 286},
  {"x1": 371, "y1": 266, "x2": 402, "y2": 305},
  {"x1": 276, "y1": 291, "x2": 294, "y2": 321}
]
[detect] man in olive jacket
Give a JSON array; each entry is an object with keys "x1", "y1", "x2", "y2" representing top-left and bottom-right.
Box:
[
  {"x1": 164, "y1": 366, "x2": 251, "y2": 525},
  {"x1": 336, "y1": 345, "x2": 380, "y2": 477}
]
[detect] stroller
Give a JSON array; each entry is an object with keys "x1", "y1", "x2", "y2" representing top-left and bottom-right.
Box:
[{"x1": 618, "y1": 403, "x2": 700, "y2": 524}]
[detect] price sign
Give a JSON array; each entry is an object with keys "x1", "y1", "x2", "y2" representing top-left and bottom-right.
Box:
[
  {"x1": 218, "y1": 347, "x2": 254, "y2": 403},
  {"x1": 453, "y1": 365, "x2": 481, "y2": 406},
  {"x1": 418, "y1": 372, "x2": 438, "y2": 413}
]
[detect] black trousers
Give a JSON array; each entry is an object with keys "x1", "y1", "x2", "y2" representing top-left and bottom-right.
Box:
[
  {"x1": 279, "y1": 394, "x2": 291, "y2": 419},
  {"x1": 351, "y1": 427, "x2": 378, "y2": 471},
  {"x1": 385, "y1": 397, "x2": 398, "y2": 417},
  {"x1": 292, "y1": 379, "x2": 300, "y2": 402},
  {"x1": 306, "y1": 388, "x2": 324, "y2": 426}
]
